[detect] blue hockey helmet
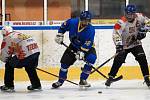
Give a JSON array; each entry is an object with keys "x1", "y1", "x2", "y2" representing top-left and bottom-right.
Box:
[
  {"x1": 125, "y1": 5, "x2": 136, "y2": 14},
  {"x1": 125, "y1": 5, "x2": 136, "y2": 22},
  {"x1": 80, "y1": 11, "x2": 92, "y2": 21}
]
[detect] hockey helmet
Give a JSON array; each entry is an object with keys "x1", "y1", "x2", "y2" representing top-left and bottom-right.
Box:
[
  {"x1": 1, "y1": 25, "x2": 13, "y2": 36},
  {"x1": 125, "y1": 5, "x2": 136, "y2": 22},
  {"x1": 125, "y1": 5, "x2": 136, "y2": 14},
  {"x1": 80, "y1": 11, "x2": 92, "y2": 21}
]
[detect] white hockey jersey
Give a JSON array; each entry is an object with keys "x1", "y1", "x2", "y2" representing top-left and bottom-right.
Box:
[
  {"x1": 113, "y1": 13, "x2": 150, "y2": 49},
  {"x1": 0, "y1": 31, "x2": 40, "y2": 62}
]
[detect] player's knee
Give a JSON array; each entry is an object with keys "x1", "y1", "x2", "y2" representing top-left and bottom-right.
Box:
[{"x1": 85, "y1": 54, "x2": 97, "y2": 64}]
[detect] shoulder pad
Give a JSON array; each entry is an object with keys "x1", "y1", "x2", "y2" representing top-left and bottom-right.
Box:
[
  {"x1": 120, "y1": 16, "x2": 127, "y2": 22},
  {"x1": 114, "y1": 16, "x2": 126, "y2": 30}
]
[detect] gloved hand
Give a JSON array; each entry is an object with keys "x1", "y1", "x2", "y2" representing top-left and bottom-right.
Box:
[
  {"x1": 116, "y1": 45, "x2": 124, "y2": 53},
  {"x1": 55, "y1": 33, "x2": 64, "y2": 44},
  {"x1": 137, "y1": 27, "x2": 148, "y2": 40},
  {"x1": 75, "y1": 51, "x2": 85, "y2": 60}
]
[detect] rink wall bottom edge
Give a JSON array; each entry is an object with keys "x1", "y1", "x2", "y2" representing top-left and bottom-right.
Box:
[{"x1": 0, "y1": 66, "x2": 149, "y2": 81}]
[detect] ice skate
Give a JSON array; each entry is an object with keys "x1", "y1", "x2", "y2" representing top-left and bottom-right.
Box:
[
  {"x1": 144, "y1": 76, "x2": 150, "y2": 88},
  {"x1": 79, "y1": 79, "x2": 91, "y2": 90},
  {"x1": 0, "y1": 85, "x2": 15, "y2": 92},
  {"x1": 52, "y1": 81, "x2": 63, "y2": 89},
  {"x1": 105, "y1": 76, "x2": 114, "y2": 87},
  {"x1": 27, "y1": 85, "x2": 42, "y2": 91}
]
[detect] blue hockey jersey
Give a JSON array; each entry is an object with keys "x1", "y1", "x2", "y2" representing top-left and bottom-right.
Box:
[{"x1": 58, "y1": 18, "x2": 95, "y2": 52}]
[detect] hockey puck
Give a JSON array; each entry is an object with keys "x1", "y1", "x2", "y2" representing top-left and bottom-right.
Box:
[{"x1": 98, "y1": 91, "x2": 102, "y2": 94}]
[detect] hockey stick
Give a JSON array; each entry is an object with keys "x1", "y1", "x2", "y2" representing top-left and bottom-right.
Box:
[
  {"x1": 90, "y1": 53, "x2": 118, "y2": 74},
  {"x1": 90, "y1": 65, "x2": 123, "y2": 82},
  {"x1": 36, "y1": 67, "x2": 78, "y2": 86},
  {"x1": 61, "y1": 42, "x2": 123, "y2": 81},
  {"x1": 88, "y1": 52, "x2": 123, "y2": 81}
]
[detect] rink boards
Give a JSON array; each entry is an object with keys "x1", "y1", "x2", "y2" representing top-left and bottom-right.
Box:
[
  {"x1": 0, "y1": 66, "x2": 149, "y2": 81},
  {"x1": 0, "y1": 26, "x2": 150, "y2": 81}
]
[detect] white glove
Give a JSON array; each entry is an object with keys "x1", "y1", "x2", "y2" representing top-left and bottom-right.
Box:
[
  {"x1": 75, "y1": 51, "x2": 85, "y2": 60},
  {"x1": 55, "y1": 33, "x2": 64, "y2": 44}
]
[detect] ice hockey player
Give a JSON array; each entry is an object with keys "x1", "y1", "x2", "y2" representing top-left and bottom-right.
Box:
[
  {"x1": 0, "y1": 25, "x2": 41, "y2": 92},
  {"x1": 105, "y1": 4, "x2": 150, "y2": 88},
  {"x1": 52, "y1": 11, "x2": 97, "y2": 89}
]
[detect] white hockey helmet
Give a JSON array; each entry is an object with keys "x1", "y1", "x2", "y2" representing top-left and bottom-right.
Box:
[{"x1": 1, "y1": 25, "x2": 13, "y2": 36}]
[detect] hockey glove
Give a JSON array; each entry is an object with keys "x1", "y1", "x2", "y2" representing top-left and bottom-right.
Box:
[
  {"x1": 75, "y1": 51, "x2": 85, "y2": 60},
  {"x1": 137, "y1": 28, "x2": 148, "y2": 40},
  {"x1": 116, "y1": 45, "x2": 124, "y2": 53},
  {"x1": 55, "y1": 33, "x2": 64, "y2": 44}
]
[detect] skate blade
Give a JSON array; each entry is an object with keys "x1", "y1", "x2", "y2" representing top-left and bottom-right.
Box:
[
  {"x1": 1, "y1": 89, "x2": 15, "y2": 93},
  {"x1": 79, "y1": 85, "x2": 91, "y2": 90},
  {"x1": 51, "y1": 87, "x2": 60, "y2": 89},
  {"x1": 28, "y1": 89, "x2": 42, "y2": 92}
]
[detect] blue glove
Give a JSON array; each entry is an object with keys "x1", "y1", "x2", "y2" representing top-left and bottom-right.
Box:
[{"x1": 137, "y1": 28, "x2": 148, "y2": 40}]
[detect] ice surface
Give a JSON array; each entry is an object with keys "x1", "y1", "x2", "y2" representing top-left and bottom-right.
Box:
[{"x1": 0, "y1": 80, "x2": 150, "y2": 100}]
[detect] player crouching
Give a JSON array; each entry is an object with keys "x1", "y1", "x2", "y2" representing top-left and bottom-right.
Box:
[{"x1": 0, "y1": 25, "x2": 41, "y2": 92}]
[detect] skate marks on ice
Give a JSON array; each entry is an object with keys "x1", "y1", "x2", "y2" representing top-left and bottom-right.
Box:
[{"x1": 0, "y1": 80, "x2": 150, "y2": 100}]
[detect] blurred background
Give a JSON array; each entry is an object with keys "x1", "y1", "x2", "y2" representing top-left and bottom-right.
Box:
[{"x1": 0, "y1": 0, "x2": 150, "y2": 24}]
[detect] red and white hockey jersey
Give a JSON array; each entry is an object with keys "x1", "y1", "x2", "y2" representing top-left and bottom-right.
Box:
[
  {"x1": 0, "y1": 31, "x2": 40, "y2": 62},
  {"x1": 113, "y1": 13, "x2": 150, "y2": 49}
]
